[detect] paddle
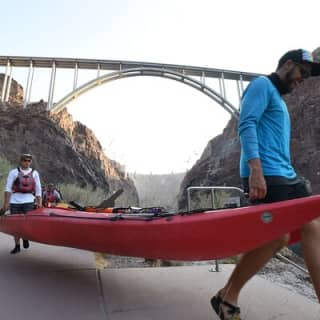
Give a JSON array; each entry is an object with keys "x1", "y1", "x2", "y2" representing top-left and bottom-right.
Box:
[
  {"x1": 96, "y1": 189, "x2": 124, "y2": 208},
  {"x1": 68, "y1": 201, "x2": 85, "y2": 211},
  {"x1": 67, "y1": 189, "x2": 124, "y2": 212}
]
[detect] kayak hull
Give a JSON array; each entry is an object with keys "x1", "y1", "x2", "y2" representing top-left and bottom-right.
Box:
[{"x1": 1, "y1": 195, "x2": 320, "y2": 260}]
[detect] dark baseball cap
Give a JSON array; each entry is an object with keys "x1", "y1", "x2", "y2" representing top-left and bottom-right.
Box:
[
  {"x1": 20, "y1": 153, "x2": 33, "y2": 160},
  {"x1": 278, "y1": 49, "x2": 320, "y2": 76}
]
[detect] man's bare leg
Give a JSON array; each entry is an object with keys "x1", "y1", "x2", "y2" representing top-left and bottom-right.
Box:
[
  {"x1": 301, "y1": 217, "x2": 320, "y2": 302},
  {"x1": 218, "y1": 234, "x2": 289, "y2": 306}
]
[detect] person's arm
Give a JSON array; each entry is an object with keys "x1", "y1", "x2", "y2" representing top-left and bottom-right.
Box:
[
  {"x1": 33, "y1": 171, "x2": 42, "y2": 208},
  {"x1": 248, "y1": 158, "x2": 267, "y2": 201},
  {"x1": 238, "y1": 77, "x2": 269, "y2": 200},
  {"x1": 54, "y1": 190, "x2": 61, "y2": 203},
  {"x1": 3, "y1": 191, "x2": 11, "y2": 211},
  {"x1": 42, "y1": 191, "x2": 46, "y2": 206},
  {"x1": 3, "y1": 169, "x2": 16, "y2": 211},
  {"x1": 35, "y1": 195, "x2": 42, "y2": 208}
]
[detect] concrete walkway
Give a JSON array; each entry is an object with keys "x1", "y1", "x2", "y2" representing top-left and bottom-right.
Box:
[{"x1": 0, "y1": 232, "x2": 319, "y2": 320}]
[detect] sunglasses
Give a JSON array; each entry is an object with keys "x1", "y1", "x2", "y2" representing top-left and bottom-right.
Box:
[
  {"x1": 22, "y1": 159, "x2": 32, "y2": 162},
  {"x1": 294, "y1": 63, "x2": 311, "y2": 79}
]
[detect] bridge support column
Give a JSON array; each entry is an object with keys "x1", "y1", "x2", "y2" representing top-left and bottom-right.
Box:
[
  {"x1": 201, "y1": 71, "x2": 206, "y2": 85},
  {"x1": 47, "y1": 61, "x2": 56, "y2": 110},
  {"x1": 4, "y1": 63, "x2": 13, "y2": 103},
  {"x1": 219, "y1": 72, "x2": 226, "y2": 99},
  {"x1": 1, "y1": 60, "x2": 10, "y2": 102},
  {"x1": 97, "y1": 63, "x2": 101, "y2": 78},
  {"x1": 23, "y1": 60, "x2": 34, "y2": 108},
  {"x1": 73, "y1": 62, "x2": 78, "y2": 90},
  {"x1": 236, "y1": 74, "x2": 244, "y2": 104}
]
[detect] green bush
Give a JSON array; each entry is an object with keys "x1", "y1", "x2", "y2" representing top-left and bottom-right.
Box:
[
  {"x1": 0, "y1": 156, "x2": 13, "y2": 207},
  {"x1": 58, "y1": 183, "x2": 107, "y2": 207},
  {"x1": 222, "y1": 255, "x2": 242, "y2": 264}
]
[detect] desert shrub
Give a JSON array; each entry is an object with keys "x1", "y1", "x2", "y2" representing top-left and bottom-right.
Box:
[
  {"x1": 0, "y1": 156, "x2": 13, "y2": 207},
  {"x1": 222, "y1": 255, "x2": 242, "y2": 264}
]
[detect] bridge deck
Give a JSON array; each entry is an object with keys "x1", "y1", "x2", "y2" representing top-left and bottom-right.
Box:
[{"x1": 0, "y1": 55, "x2": 261, "y2": 81}]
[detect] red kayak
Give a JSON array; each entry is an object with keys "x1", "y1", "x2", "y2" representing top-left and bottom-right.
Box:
[{"x1": 0, "y1": 195, "x2": 320, "y2": 260}]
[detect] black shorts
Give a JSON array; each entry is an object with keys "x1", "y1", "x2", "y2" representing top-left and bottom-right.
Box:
[
  {"x1": 10, "y1": 202, "x2": 35, "y2": 214},
  {"x1": 242, "y1": 176, "x2": 312, "y2": 204}
]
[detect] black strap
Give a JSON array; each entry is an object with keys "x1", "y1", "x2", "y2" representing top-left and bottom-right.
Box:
[
  {"x1": 17, "y1": 167, "x2": 34, "y2": 174},
  {"x1": 221, "y1": 300, "x2": 241, "y2": 314}
]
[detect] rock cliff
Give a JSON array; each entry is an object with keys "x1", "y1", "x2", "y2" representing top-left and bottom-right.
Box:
[
  {"x1": 178, "y1": 75, "x2": 320, "y2": 209},
  {"x1": 0, "y1": 77, "x2": 138, "y2": 206},
  {"x1": 51, "y1": 109, "x2": 138, "y2": 204},
  {"x1": 0, "y1": 74, "x2": 24, "y2": 105}
]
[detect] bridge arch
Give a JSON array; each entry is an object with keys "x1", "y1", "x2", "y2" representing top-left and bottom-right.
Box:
[{"x1": 50, "y1": 67, "x2": 239, "y2": 119}]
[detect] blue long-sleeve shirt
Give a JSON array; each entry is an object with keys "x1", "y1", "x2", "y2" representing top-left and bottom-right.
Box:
[{"x1": 238, "y1": 76, "x2": 296, "y2": 179}]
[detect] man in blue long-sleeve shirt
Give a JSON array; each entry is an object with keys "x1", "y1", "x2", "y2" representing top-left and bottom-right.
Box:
[{"x1": 211, "y1": 49, "x2": 320, "y2": 320}]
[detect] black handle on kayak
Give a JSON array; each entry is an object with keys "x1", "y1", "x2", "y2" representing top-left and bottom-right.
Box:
[{"x1": 69, "y1": 201, "x2": 85, "y2": 211}]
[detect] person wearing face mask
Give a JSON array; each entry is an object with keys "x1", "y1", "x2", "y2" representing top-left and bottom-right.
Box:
[
  {"x1": 2, "y1": 153, "x2": 42, "y2": 254},
  {"x1": 210, "y1": 49, "x2": 320, "y2": 320}
]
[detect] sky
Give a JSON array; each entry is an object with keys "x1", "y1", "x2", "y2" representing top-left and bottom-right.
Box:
[{"x1": 1, "y1": 0, "x2": 319, "y2": 174}]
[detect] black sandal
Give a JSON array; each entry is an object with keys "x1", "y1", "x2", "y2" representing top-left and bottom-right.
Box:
[{"x1": 210, "y1": 293, "x2": 241, "y2": 320}]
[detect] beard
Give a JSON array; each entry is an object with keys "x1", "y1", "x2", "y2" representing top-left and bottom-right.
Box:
[{"x1": 281, "y1": 67, "x2": 298, "y2": 94}]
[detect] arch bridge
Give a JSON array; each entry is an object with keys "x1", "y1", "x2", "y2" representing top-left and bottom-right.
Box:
[{"x1": 0, "y1": 56, "x2": 262, "y2": 119}]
